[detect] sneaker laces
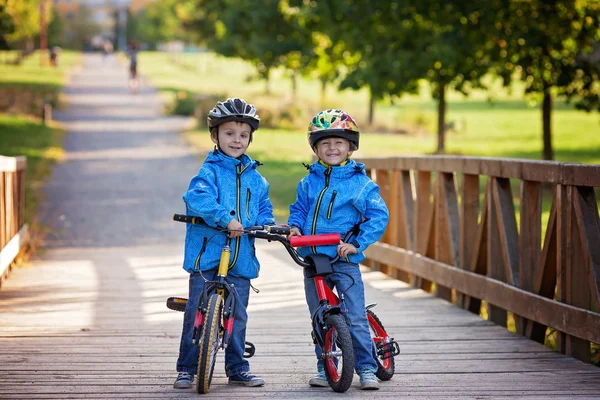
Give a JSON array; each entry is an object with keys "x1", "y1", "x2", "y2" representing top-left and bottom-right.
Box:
[
  {"x1": 238, "y1": 371, "x2": 256, "y2": 380},
  {"x1": 359, "y1": 370, "x2": 377, "y2": 381},
  {"x1": 177, "y1": 372, "x2": 192, "y2": 381}
]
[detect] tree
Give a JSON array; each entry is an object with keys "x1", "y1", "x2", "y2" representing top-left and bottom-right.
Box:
[
  {"x1": 2, "y1": 0, "x2": 41, "y2": 50},
  {"x1": 496, "y1": 0, "x2": 600, "y2": 160},
  {"x1": 129, "y1": 0, "x2": 189, "y2": 49},
  {"x1": 405, "y1": 0, "x2": 505, "y2": 152},
  {"x1": 180, "y1": 0, "x2": 306, "y2": 94},
  {"x1": 47, "y1": 8, "x2": 64, "y2": 48},
  {"x1": 294, "y1": 1, "x2": 422, "y2": 126},
  {"x1": 0, "y1": 3, "x2": 15, "y2": 50}
]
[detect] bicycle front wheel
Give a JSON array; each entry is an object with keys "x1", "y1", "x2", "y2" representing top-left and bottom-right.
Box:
[
  {"x1": 322, "y1": 314, "x2": 354, "y2": 393},
  {"x1": 368, "y1": 309, "x2": 395, "y2": 381},
  {"x1": 197, "y1": 293, "x2": 224, "y2": 394}
]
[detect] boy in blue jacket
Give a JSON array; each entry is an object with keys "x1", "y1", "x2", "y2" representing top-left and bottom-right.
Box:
[
  {"x1": 174, "y1": 98, "x2": 275, "y2": 389},
  {"x1": 288, "y1": 109, "x2": 389, "y2": 390}
]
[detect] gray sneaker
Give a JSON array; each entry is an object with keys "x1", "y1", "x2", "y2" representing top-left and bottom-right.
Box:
[
  {"x1": 308, "y1": 364, "x2": 328, "y2": 387},
  {"x1": 359, "y1": 370, "x2": 380, "y2": 390},
  {"x1": 173, "y1": 372, "x2": 194, "y2": 389}
]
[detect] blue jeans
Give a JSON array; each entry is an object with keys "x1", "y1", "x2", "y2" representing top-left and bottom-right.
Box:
[
  {"x1": 176, "y1": 270, "x2": 251, "y2": 377},
  {"x1": 303, "y1": 260, "x2": 378, "y2": 374}
]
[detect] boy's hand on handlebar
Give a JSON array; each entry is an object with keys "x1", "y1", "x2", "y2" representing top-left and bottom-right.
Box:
[
  {"x1": 337, "y1": 242, "x2": 358, "y2": 258},
  {"x1": 289, "y1": 227, "x2": 302, "y2": 237},
  {"x1": 226, "y1": 219, "x2": 244, "y2": 238}
]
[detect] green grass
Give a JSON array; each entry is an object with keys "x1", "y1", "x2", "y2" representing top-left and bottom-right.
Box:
[
  {"x1": 0, "y1": 51, "x2": 78, "y2": 257},
  {"x1": 0, "y1": 114, "x2": 65, "y2": 229},
  {"x1": 140, "y1": 50, "x2": 600, "y2": 220},
  {"x1": 0, "y1": 50, "x2": 81, "y2": 89}
]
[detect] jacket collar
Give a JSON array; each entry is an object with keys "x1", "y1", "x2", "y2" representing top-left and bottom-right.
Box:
[
  {"x1": 309, "y1": 158, "x2": 365, "y2": 179},
  {"x1": 206, "y1": 148, "x2": 259, "y2": 171}
]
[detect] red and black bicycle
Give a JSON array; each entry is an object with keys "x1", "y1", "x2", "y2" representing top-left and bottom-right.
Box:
[{"x1": 167, "y1": 214, "x2": 399, "y2": 393}]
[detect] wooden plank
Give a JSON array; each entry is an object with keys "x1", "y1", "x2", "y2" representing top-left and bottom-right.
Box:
[
  {"x1": 517, "y1": 180, "x2": 542, "y2": 336},
  {"x1": 399, "y1": 170, "x2": 414, "y2": 250},
  {"x1": 458, "y1": 174, "x2": 479, "y2": 309},
  {"x1": 555, "y1": 184, "x2": 568, "y2": 353},
  {"x1": 364, "y1": 243, "x2": 600, "y2": 344},
  {"x1": 355, "y1": 156, "x2": 600, "y2": 186},
  {"x1": 565, "y1": 186, "x2": 591, "y2": 362},
  {"x1": 434, "y1": 173, "x2": 457, "y2": 301},
  {"x1": 571, "y1": 186, "x2": 600, "y2": 311},
  {"x1": 413, "y1": 170, "x2": 433, "y2": 290},
  {"x1": 0, "y1": 172, "x2": 5, "y2": 248},
  {"x1": 527, "y1": 191, "x2": 557, "y2": 343},
  {"x1": 0, "y1": 156, "x2": 26, "y2": 173},
  {"x1": 0, "y1": 224, "x2": 28, "y2": 278},
  {"x1": 493, "y1": 177, "x2": 519, "y2": 287},
  {"x1": 488, "y1": 178, "x2": 507, "y2": 326}
]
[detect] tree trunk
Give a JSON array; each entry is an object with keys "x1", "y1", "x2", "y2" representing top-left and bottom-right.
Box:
[
  {"x1": 291, "y1": 72, "x2": 297, "y2": 102},
  {"x1": 368, "y1": 90, "x2": 375, "y2": 126},
  {"x1": 542, "y1": 90, "x2": 553, "y2": 160},
  {"x1": 320, "y1": 79, "x2": 327, "y2": 109},
  {"x1": 39, "y1": 0, "x2": 48, "y2": 66},
  {"x1": 436, "y1": 83, "x2": 447, "y2": 153},
  {"x1": 264, "y1": 68, "x2": 271, "y2": 95}
]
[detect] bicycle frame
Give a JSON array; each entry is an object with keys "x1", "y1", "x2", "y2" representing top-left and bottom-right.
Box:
[{"x1": 192, "y1": 237, "x2": 236, "y2": 349}]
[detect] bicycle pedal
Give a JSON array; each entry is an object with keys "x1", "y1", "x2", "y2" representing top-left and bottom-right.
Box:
[
  {"x1": 166, "y1": 297, "x2": 187, "y2": 312},
  {"x1": 243, "y1": 341, "x2": 256, "y2": 358},
  {"x1": 377, "y1": 340, "x2": 400, "y2": 359}
]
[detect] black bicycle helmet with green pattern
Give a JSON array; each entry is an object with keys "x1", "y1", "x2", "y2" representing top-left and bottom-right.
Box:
[
  {"x1": 307, "y1": 109, "x2": 360, "y2": 150},
  {"x1": 207, "y1": 98, "x2": 260, "y2": 132}
]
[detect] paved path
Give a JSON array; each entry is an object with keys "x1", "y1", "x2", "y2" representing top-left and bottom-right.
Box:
[{"x1": 1, "y1": 53, "x2": 600, "y2": 399}]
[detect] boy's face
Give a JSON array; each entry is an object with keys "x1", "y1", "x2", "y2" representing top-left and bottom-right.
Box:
[
  {"x1": 211, "y1": 121, "x2": 252, "y2": 158},
  {"x1": 315, "y1": 137, "x2": 352, "y2": 166}
]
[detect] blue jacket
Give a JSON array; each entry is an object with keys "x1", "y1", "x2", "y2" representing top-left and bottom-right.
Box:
[
  {"x1": 182, "y1": 149, "x2": 275, "y2": 278},
  {"x1": 288, "y1": 159, "x2": 389, "y2": 264}
]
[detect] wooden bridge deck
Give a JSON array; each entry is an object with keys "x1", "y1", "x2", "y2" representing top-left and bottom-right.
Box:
[
  {"x1": 1, "y1": 243, "x2": 600, "y2": 399},
  {"x1": 1, "y1": 54, "x2": 599, "y2": 399}
]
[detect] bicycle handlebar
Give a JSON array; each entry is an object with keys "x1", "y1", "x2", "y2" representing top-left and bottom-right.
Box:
[{"x1": 173, "y1": 214, "x2": 341, "y2": 268}]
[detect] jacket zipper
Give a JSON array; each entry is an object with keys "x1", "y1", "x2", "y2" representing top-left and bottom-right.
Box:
[
  {"x1": 245, "y1": 188, "x2": 251, "y2": 219},
  {"x1": 310, "y1": 167, "x2": 331, "y2": 253},
  {"x1": 229, "y1": 163, "x2": 250, "y2": 270},
  {"x1": 326, "y1": 190, "x2": 337, "y2": 219}
]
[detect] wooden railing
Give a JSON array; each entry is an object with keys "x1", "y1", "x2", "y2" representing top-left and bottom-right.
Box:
[
  {"x1": 356, "y1": 155, "x2": 600, "y2": 363},
  {"x1": 0, "y1": 156, "x2": 28, "y2": 287}
]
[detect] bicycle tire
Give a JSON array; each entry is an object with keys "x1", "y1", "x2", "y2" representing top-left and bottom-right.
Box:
[
  {"x1": 196, "y1": 293, "x2": 223, "y2": 394},
  {"x1": 367, "y1": 309, "x2": 395, "y2": 381},
  {"x1": 322, "y1": 314, "x2": 354, "y2": 393}
]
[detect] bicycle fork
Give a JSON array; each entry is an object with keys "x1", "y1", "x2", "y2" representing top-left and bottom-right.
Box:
[
  {"x1": 192, "y1": 238, "x2": 236, "y2": 347},
  {"x1": 311, "y1": 275, "x2": 344, "y2": 348}
]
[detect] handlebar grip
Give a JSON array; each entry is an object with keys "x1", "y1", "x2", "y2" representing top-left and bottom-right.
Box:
[
  {"x1": 266, "y1": 225, "x2": 291, "y2": 235},
  {"x1": 289, "y1": 233, "x2": 341, "y2": 248},
  {"x1": 173, "y1": 214, "x2": 206, "y2": 225}
]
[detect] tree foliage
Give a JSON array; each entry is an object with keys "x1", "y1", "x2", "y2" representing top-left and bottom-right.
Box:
[
  {"x1": 129, "y1": 0, "x2": 189, "y2": 49},
  {"x1": 1, "y1": 0, "x2": 44, "y2": 48},
  {"x1": 173, "y1": 0, "x2": 599, "y2": 158},
  {"x1": 494, "y1": 0, "x2": 600, "y2": 160}
]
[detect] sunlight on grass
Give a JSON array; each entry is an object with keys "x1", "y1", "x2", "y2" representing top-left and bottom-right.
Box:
[{"x1": 0, "y1": 51, "x2": 81, "y2": 88}]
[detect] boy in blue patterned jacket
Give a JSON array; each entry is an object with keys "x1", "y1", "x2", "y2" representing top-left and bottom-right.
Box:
[
  {"x1": 174, "y1": 98, "x2": 275, "y2": 389},
  {"x1": 288, "y1": 109, "x2": 389, "y2": 390}
]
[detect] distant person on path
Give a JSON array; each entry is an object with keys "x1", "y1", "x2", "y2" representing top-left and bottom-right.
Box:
[
  {"x1": 174, "y1": 98, "x2": 275, "y2": 389},
  {"x1": 288, "y1": 109, "x2": 389, "y2": 390},
  {"x1": 127, "y1": 41, "x2": 139, "y2": 93},
  {"x1": 102, "y1": 40, "x2": 113, "y2": 61}
]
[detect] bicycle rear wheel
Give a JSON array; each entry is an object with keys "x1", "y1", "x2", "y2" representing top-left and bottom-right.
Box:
[
  {"x1": 322, "y1": 314, "x2": 354, "y2": 393},
  {"x1": 367, "y1": 309, "x2": 395, "y2": 381},
  {"x1": 197, "y1": 293, "x2": 224, "y2": 394}
]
